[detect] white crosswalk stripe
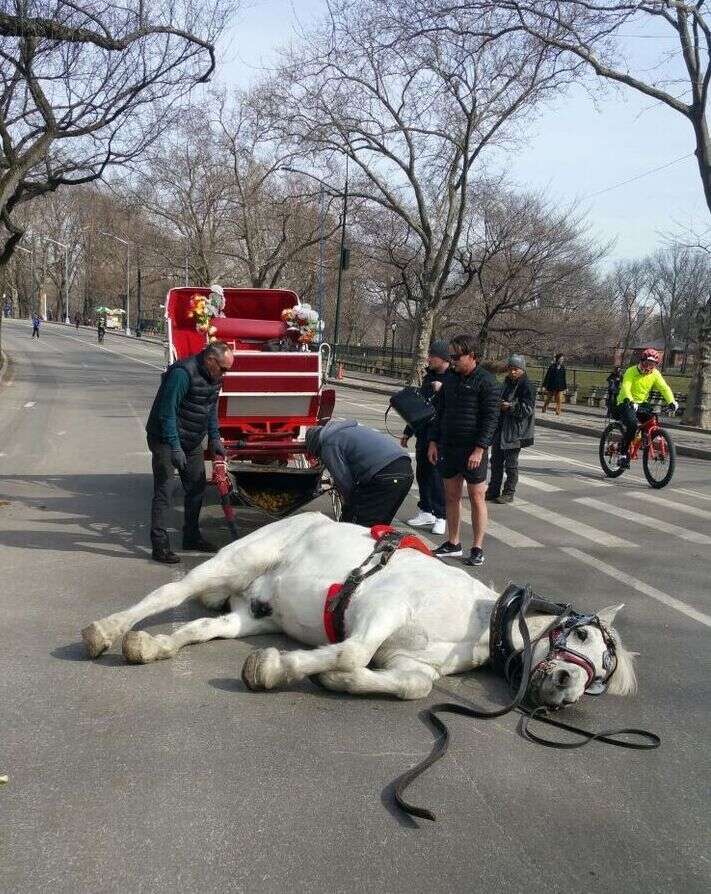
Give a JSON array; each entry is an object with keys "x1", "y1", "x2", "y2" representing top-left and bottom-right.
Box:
[
  {"x1": 628, "y1": 491, "x2": 711, "y2": 521},
  {"x1": 671, "y1": 487, "x2": 711, "y2": 504},
  {"x1": 575, "y1": 497, "x2": 711, "y2": 545},
  {"x1": 459, "y1": 516, "x2": 543, "y2": 548},
  {"x1": 517, "y1": 474, "x2": 562, "y2": 493},
  {"x1": 513, "y1": 500, "x2": 635, "y2": 548}
]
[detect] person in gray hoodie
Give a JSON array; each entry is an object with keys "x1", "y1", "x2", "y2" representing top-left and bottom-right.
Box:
[{"x1": 305, "y1": 419, "x2": 413, "y2": 527}]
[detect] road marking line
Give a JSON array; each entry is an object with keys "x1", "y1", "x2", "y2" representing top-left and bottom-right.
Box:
[
  {"x1": 23, "y1": 401, "x2": 35, "y2": 408},
  {"x1": 628, "y1": 491, "x2": 711, "y2": 521},
  {"x1": 575, "y1": 497, "x2": 711, "y2": 545},
  {"x1": 514, "y1": 499, "x2": 635, "y2": 547},
  {"x1": 42, "y1": 328, "x2": 164, "y2": 371},
  {"x1": 674, "y1": 487, "x2": 711, "y2": 504},
  {"x1": 526, "y1": 449, "x2": 602, "y2": 474},
  {"x1": 517, "y1": 474, "x2": 562, "y2": 493},
  {"x1": 561, "y1": 547, "x2": 711, "y2": 628},
  {"x1": 458, "y1": 514, "x2": 543, "y2": 548}
]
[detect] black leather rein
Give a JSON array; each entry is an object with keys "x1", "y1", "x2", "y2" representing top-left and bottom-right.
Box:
[{"x1": 392, "y1": 586, "x2": 661, "y2": 823}]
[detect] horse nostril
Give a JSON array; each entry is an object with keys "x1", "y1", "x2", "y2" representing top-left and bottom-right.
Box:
[{"x1": 556, "y1": 669, "x2": 571, "y2": 688}]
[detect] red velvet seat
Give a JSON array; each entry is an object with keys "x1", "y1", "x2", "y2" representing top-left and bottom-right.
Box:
[{"x1": 212, "y1": 318, "x2": 288, "y2": 341}]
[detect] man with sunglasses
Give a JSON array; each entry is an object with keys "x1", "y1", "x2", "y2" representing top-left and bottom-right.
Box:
[
  {"x1": 146, "y1": 341, "x2": 234, "y2": 563},
  {"x1": 614, "y1": 348, "x2": 678, "y2": 468},
  {"x1": 427, "y1": 334, "x2": 500, "y2": 566}
]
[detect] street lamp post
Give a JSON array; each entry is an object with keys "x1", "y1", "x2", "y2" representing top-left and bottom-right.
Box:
[
  {"x1": 390, "y1": 321, "x2": 397, "y2": 374},
  {"x1": 41, "y1": 236, "x2": 70, "y2": 324},
  {"x1": 101, "y1": 232, "x2": 131, "y2": 335}
]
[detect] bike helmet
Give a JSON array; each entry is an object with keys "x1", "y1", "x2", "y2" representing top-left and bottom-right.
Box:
[{"x1": 640, "y1": 348, "x2": 661, "y2": 364}]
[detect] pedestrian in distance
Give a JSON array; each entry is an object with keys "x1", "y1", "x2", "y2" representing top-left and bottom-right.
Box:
[
  {"x1": 427, "y1": 334, "x2": 501, "y2": 567},
  {"x1": 486, "y1": 354, "x2": 535, "y2": 504},
  {"x1": 97, "y1": 318, "x2": 106, "y2": 344},
  {"x1": 305, "y1": 419, "x2": 413, "y2": 528},
  {"x1": 401, "y1": 339, "x2": 449, "y2": 536},
  {"x1": 606, "y1": 365, "x2": 623, "y2": 418},
  {"x1": 31, "y1": 313, "x2": 41, "y2": 338},
  {"x1": 75, "y1": 313, "x2": 81, "y2": 331},
  {"x1": 145, "y1": 340, "x2": 234, "y2": 564},
  {"x1": 542, "y1": 353, "x2": 567, "y2": 415}
]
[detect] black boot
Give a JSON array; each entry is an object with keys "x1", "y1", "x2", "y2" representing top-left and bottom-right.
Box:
[
  {"x1": 152, "y1": 545, "x2": 181, "y2": 564},
  {"x1": 182, "y1": 535, "x2": 218, "y2": 553}
]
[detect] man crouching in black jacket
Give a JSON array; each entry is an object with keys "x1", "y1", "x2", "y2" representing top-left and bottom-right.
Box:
[{"x1": 427, "y1": 334, "x2": 500, "y2": 567}]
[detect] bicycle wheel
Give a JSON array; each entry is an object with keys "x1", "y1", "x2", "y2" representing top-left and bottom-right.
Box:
[
  {"x1": 643, "y1": 428, "x2": 676, "y2": 488},
  {"x1": 599, "y1": 422, "x2": 626, "y2": 477}
]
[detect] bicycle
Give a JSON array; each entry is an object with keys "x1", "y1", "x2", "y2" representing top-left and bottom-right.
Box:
[{"x1": 599, "y1": 402, "x2": 676, "y2": 488}]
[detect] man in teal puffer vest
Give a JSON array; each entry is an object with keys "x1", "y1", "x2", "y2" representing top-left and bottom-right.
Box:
[{"x1": 146, "y1": 341, "x2": 234, "y2": 563}]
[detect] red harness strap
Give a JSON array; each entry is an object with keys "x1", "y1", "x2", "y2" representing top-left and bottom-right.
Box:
[{"x1": 323, "y1": 525, "x2": 432, "y2": 644}]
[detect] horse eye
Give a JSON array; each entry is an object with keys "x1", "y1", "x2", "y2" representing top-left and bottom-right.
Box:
[{"x1": 576, "y1": 628, "x2": 588, "y2": 642}]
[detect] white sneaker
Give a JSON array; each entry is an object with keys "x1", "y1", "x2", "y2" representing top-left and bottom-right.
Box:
[
  {"x1": 431, "y1": 518, "x2": 446, "y2": 535},
  {"x1": 407, "y1": 511, "x2": 436, "y2": 528}
]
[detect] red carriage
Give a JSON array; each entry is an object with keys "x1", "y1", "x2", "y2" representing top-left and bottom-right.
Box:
[{"x1": 165, "y1": 286, "x2": 338, "y2": 527}]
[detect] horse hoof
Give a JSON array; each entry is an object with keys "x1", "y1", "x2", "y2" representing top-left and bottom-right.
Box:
[
  {"x1": 122, "y1": 630, "x2": 168, "y2": 664},
  {"x1": 81, "y1": 621, "x2": 114, "y2": 658},
  {"x1": 241, "y1": 647, "x2": 282, "y2": 691}
]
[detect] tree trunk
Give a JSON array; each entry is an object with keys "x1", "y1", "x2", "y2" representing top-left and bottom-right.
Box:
[
  {"x1": 684, "y1": 298, "x2": 711, "y2": 428},
  {"x1": 408, "y1": 304, "x2": 436, "y2": 385}
]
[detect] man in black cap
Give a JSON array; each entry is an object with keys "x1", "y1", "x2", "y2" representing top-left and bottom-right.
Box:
[
  {"x1": 486, "y1": 354, "x2": 535, "y2": 504},
  {"x1": 145, "y1": 341, "x2": 234, "y2": 564},
  {"x1": 401, "y1": 339, "x2": 450, "y2": 535}
]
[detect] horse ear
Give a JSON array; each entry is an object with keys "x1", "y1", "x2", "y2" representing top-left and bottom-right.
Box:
[{"x1": 597, "y1": 603, "x2": 624, "y2": 627}]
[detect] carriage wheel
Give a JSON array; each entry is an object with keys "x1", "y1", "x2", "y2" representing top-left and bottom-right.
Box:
[
  {"x1": 330, "y1": 487, "x2": 343, "y2": 521},
  {"x1": 599, "y1": 422, "x2": 626, "y2": 478},
  {"x1": 643, "y1": 428, "x2": 676, "y2": 489}
]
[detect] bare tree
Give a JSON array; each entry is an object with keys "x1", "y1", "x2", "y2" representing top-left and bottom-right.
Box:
[
  {"x1": 606, "y1": 260, "x2": 655, "y2": 365},
  {"x1": 452, "y1": 185, "x2": 606, "y2": 354},
  {"x1": 645, "y1": 243, "x2": 710, "y2": 366},
  {"x1": 274, "y1": 0, "x2": 578, "y2": 377},
  {"x1": 0, "y1": 0, "x2": 231, "y2": 265}
]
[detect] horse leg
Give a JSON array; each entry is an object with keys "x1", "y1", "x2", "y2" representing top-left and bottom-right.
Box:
[
  {"x1": 317, "y1": 657, "x2": 440, "y2": 700},
  {"x1": 122, "y1": 601, "x2": 279, "y2": 664},
  {"x1": 81, "y1": 559, "x2": 233, "y2": 658},
  {"x1": 82, "y1": 513, "x2": 324, "y2": 658},
  {"x1": 241, "y1": 603, "x2": 407, "y2": 692}
]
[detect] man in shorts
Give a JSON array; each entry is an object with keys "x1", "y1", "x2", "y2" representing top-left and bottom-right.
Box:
[{"x1": 427, "y1": 334, "x2": 500, "y2": 566}]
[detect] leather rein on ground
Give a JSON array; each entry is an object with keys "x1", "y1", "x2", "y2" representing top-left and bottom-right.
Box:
[{"x1": 392, "y1": 586, "x2": 661, "y2": 823}]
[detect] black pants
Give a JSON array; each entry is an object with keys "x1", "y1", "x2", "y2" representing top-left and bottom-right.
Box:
[
  {"x1": 488, "y1": 442, "x2": 521, "y2": 496},
  {"x1": 32, "y1": 326, "x2": 39, "y2": 338},
  {"x1": 415, "y1": 436, "x2": 445, "y2": 518},
  {"x1": 148, "y1": 435, "x2": 206, "y2": 548},
  {"x1": 341, "y1": 457, "x2": 414, "y2": 528},
  {"x1": 612, "y1": 402, "x2": 652, "y2": 452}
]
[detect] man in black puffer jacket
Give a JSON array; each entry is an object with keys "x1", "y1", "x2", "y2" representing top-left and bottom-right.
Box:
[
  {"x1": 427, "y1": 334, "x2": 500, "y2": 567},
  {"x1": 146, "y1": 341, "x2": 234, "y2": 564}
]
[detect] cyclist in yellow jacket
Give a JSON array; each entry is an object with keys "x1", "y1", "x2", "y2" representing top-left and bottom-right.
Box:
[{"x1": 614, "y1": 348, "x2": 678, "y2": 467}]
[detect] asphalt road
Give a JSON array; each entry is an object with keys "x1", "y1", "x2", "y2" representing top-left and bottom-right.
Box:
[{"x1": 1, "y1": 319, "x2": 709, "y2": 893}]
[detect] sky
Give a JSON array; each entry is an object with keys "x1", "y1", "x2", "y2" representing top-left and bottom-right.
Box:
[{"x1": 215, "y1": 0, "x2": 708, "y2": 265}]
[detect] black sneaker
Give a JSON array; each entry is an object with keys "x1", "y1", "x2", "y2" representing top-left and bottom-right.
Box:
[
  {"x1": 433, "y1": 541, "x2": 463, "y2": 558},
  {"x1": 484, "y1": 492, "x2": 499, "y2": 502},
  {"x1": 465, "y1": 547, "x2": 485, "y2": 567},
  {"x1": 618, "y1": 455, "x2": 630, "y2": 470},
  {"x1": 495, "y1": 493, "x2": 514, "y2": 504},
  {"x1": 182, "y1": 536, "x2": 218, "y2": 553}
]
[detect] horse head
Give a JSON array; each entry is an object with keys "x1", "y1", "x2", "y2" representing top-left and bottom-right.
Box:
[{"x1": 526, "y1": 604, "x2": 638, "y2": 710}]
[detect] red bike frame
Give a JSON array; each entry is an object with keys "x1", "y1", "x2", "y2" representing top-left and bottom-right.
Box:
[{"x1": 627, "y1": 412, "x2": 669, "y2": 462}]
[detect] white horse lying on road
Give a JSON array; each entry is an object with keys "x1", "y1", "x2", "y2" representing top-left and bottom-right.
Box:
[{"x1": 82, "y1": 513, "x2": 637, "y2": 708}]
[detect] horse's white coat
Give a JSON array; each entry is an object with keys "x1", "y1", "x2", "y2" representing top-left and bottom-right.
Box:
[{"x1": 83, "y1": 513, "x2": 637, "y2": 705}]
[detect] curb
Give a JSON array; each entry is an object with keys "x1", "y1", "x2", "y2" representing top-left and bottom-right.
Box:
[
  {"x1": 0, "y1": 350, "x2": 7, "y2": 387},
  {"x1": 331, "y1": 377, "x2": 711, "y2": 462}
]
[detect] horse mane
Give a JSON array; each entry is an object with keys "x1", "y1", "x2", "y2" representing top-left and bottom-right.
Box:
[{"x1": 606, "y1": 627, "x2": 638, "y2": 696}]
